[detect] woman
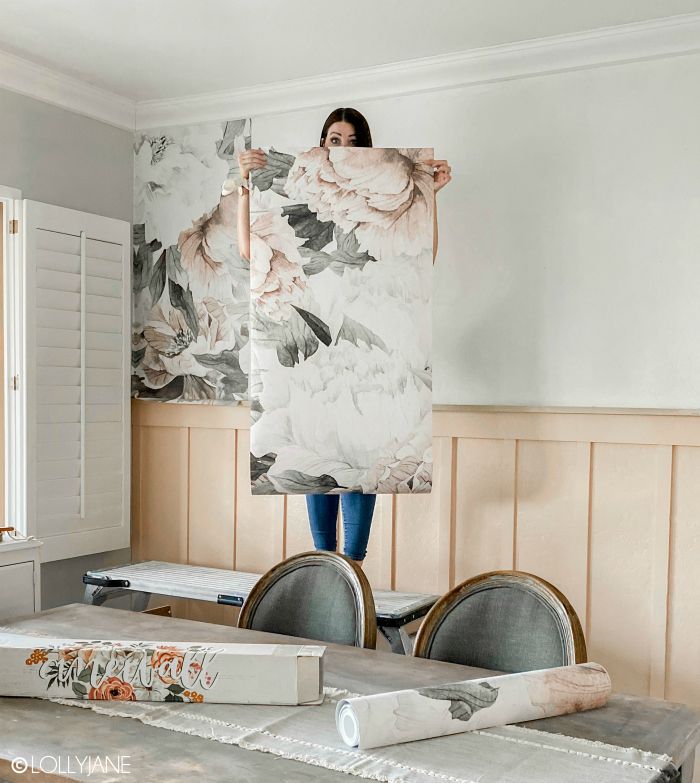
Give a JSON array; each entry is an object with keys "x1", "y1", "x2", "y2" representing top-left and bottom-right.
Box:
[{"x1": 237, "y1": 107, "x2": 451, "y2": 565}]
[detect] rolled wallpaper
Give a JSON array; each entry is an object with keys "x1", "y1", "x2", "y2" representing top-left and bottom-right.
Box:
[
  {"x1": 336, "y1": 662, "x2": 611, "y2": 749},
  {"x1": 248, "y1": 147, "x2": 434, "y2": 495}
]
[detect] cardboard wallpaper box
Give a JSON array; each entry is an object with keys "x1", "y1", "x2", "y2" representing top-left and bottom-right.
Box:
[{"x1": 0, "y1": 633, "x2": 325, "y2": 705}]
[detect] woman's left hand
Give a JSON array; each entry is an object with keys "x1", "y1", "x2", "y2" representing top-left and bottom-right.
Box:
[{"x1": 428, "y1": 159, "x2": 452, "y2": 193}]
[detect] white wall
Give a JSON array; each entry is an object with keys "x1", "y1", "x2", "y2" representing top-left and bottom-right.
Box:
[{"x1": 252, "y1": 52, "x2": 700, "y2": 409}]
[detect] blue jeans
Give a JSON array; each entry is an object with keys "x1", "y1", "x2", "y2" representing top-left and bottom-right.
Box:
[{"x1": 306, "y1": 493, "x2": 376, "y2": 561}]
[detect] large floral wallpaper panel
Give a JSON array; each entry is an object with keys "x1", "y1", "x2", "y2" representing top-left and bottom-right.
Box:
[
  {"x1": 249, "y1": 147, "x2": 434, "y2": 495},
  {"x1": 133, "y1": 118, "x2": 251, "y2": 403}
]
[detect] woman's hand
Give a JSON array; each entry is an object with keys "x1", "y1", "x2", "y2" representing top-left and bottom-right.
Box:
[
  {"x1": 426, "y1": 158, "x2": 451, "y2": 264},
  {"x1": 428, "y1": 159, "x2": 452, "y2": 193},
  {"x1": 238, "y1": 148, "x2": 267, "y2": 180},
  {"x1": 235, "y1": 148, "x2": 266, "y2": 263}
]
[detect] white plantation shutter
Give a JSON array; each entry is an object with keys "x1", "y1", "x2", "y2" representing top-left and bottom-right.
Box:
[{"x1": 23, "y1": 201, "x2": 130, "y2": 561}]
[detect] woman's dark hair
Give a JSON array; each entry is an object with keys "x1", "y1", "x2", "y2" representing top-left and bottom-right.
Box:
[{"x1": 319, "y1": 107, "x2": 373, "y2": 147}]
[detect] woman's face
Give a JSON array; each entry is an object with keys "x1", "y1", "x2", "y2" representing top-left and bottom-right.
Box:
[{"x1": 323, "y1": 121, "x2": 357, "y2": 147}]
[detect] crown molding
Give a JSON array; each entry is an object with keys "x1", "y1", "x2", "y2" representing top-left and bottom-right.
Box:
[
  {"x1": 0, "y1": 48, "x2": 136, "y2": 130},
  {"x1": 1, "y1": 13, "x2": 699, "y2": 132},
  {"x1": 136, "y1": 12, "x2": 700, "y2": 129}
]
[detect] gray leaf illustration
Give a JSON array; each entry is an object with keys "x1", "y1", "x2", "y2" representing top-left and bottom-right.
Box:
[
  {"x1": 197, "y1": 350, "x2": 247, "y2": 394},
  {"x1": 260, "y1": 310, "x2": 322, "y2": 367},
  {"x1": 292, "y1": 306, "x2": 332, "y2": 347},
  {"x1": 132, "y1": 375, "x2": 184, "y2": 401},
  {"x1": 251, "y1": 148, "x2": 296, "y2": 193},
  {"x1": 276, "y1": 331, "x2": 319, "y2": 367},
  {"x1": 332, "y1": 227, "x2": 376, "y2": 273},
  {"x1": 250, "y1": 452, "x2": 276, "y2": 483},
  {"x1": 417, "y1": 682, "x2": 499, "y2": 722},
  {"x1": 149, "y1": 250, "x2": 167, "y2": 304},
  {"x1": 133, "y1": 222, "x2": 147, "y2": 246},
  {"x1": 168, "y1": 279, "x2": 198, "y2": 338},
  {"x1": 217, "y1": 119, "x2": 249, "y2": 161},
  {"x1": 335, "y1": 315, "x2": 389, "y2": 354},
  {"x1": 282, "y1": 204, "x2": 334, "y2": 251},
  {"x1": 300, "y1": 248, "x2": 334, "y2": 276},
  {"x1": 165, "y1": 245, "x2": 187, "y2": 289},
  {"x1": 132, "y1": 223, "x2": 162, "y2": 295},
  {"x1": 131, "y1": 347, "x2": 146, "y2": 368},
  {"x1": 268, "y1": 470, "x2": 339, "y2": 494},
  {"x1": 298, "y1": 229, "x2": 376, "y2": 276}
]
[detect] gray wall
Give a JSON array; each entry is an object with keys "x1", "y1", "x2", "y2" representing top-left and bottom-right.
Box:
[
  {"x1": 0, "y1": 88, "x2": 132, "y2": 222},
  {"x1": 0, "y1": 86, "x2": 133, "y2": 607}
]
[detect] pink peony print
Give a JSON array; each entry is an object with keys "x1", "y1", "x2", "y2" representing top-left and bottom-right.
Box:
[
  {"x1": 141, "y1": 297, "x2": 238, "y2": 397},
  {"x1": 177, "y1": 192, "x2": 240, "y2": 298},
  {"x1": 249, "y1": 209, "x2": 307, "y2": 322},
  {"x1": 285, "y1": 147, "x2": 434, "y2": 262},
  {"x1": 524, "y1": 663, "x2": 611, "y2": 715}
]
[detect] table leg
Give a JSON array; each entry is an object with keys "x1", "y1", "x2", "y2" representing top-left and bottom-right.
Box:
[
  {"x1": 379, "y1": 625, "x2": 414, "y2": 655},
  {"x1": 83, "y1": 586, "x2": 151, "y2": 612},
  {"x1": 83, "y1": 584, "x2": 115, "y2": 606}
]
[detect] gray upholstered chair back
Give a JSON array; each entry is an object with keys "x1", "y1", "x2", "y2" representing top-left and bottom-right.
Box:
[
  {"x1": 413, "y1": 571, "x2": 586, "y2": 672},
  {"x1": 238, "y1": 551, "x2": 377, "y2": 649}
]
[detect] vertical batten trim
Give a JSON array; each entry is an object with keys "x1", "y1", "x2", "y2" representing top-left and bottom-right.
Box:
[
  {"x1": 512, "y1": 440, "x2": 520, "y2": 569},
  {"x1": 435, "y1": 437, "x2": 455, "y2": 593},
  {"x1": 663, "y1": 444, "x2": 677, "y2": 700},
  {"x1": 649, "y1": 445, "x2": 673, "y2": 698},
  {"x1": 282, "y1": 495, "x2": 288, "y2": 561},
  {"x1": 449, "y1": 437, "x2": 458, "y2": 588},
  {"x1": 377, "y1": 496, "x2": 394, "y2": 591},
  {"x1": 585, "y1": 442, "x2": 595, "y2": 642},
  {"x1": 232, "y1": 429, "x2": 239, "y2": 571},
  {"x1": 185, "y1": 427, "x2": 192, "y2": 565},
  {"x1": 390, "y1": 496, "x2": 397, "y2": 590},
  {"x1": 276, "y1": 496, "x2": 285, "y2": 563},
  {"x1": 79, "y1": 229, "x2": 86, "y2": 519},
  {"x1": 131, "y1": 424, "x2": 141, "y2": 562}
]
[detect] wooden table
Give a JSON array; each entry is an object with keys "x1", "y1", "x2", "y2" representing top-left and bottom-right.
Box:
[{"x1": 0, "y1": 604, "x2": 698, "y2": 783}]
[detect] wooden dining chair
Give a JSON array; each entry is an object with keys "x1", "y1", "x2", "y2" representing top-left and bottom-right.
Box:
[
  {"x1": 238, "y1": 551, "x2": 377, "y2": 649},
  {"x1": 413, "y1": 570, "x2": 586, "y2": 672}
]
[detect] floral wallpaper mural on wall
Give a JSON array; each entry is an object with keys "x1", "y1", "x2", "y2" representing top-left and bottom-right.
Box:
[
  {"x1": 132, "y1": 118, "x2": 252, "y2": 403},
  {"x1": 248, "y1": 146, "x2": 434, "y2": 495}
]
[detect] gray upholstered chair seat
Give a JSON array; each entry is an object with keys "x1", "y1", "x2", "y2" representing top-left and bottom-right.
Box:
[
  {"x1": 414, "y1": 571, "x2": 586, "y2": 672},
  {"x1": 238, "y1": 551, "x2": 376, "y2": 648}
]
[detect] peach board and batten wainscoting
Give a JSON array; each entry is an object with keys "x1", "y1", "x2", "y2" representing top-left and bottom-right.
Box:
[{"x1": 131, "y1": 399, "x2": 700, "y2": 719}]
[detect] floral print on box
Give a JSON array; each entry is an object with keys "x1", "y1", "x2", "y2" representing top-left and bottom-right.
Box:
[
  {"x1": 132, "y1": 118, "x2": 251, "y2": 403},
  {"x1": 25, "y1": 642, "x2": 210, "y2": 702},
  {"x1": 248, "y1": 147, "x2": 434, "y2": 495}
]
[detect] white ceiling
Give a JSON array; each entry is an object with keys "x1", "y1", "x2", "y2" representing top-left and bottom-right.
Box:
[{"x1": 2, "y1": 0, "x2": 700, "y2": 102}]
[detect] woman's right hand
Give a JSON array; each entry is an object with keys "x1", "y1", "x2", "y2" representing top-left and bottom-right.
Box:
[{"x1": 238, "y1": 148, "x2": 267, "y2": 180}]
